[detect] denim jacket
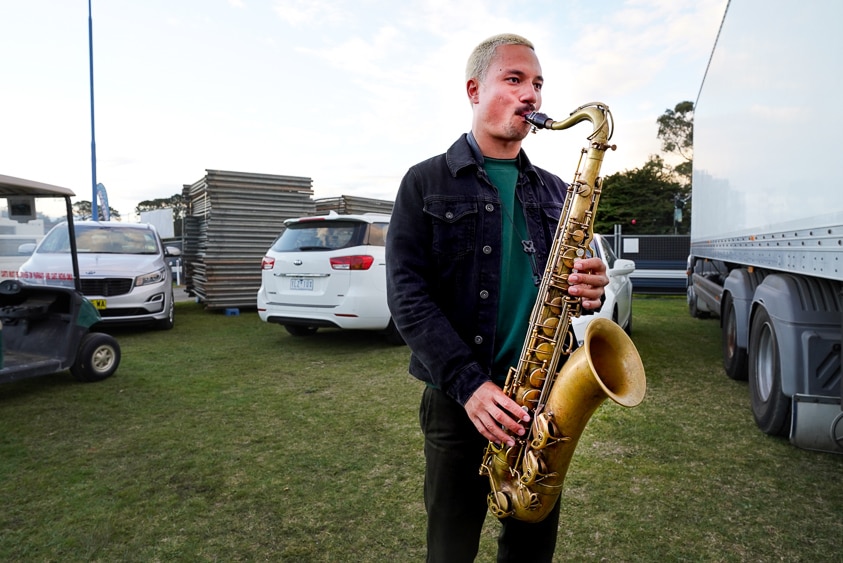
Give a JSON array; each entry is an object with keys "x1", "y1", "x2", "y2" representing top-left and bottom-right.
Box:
[{"x1": 386, "y1": 133, "x2": 568, "y2": 406}]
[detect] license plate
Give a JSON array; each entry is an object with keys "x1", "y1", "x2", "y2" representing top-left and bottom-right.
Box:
[
  {"x1": 90, "y1": 299, "x2": 107, "y2": 310},
  {"x1": 290, "y1": 278, "x2": 314, "y2": 291}
]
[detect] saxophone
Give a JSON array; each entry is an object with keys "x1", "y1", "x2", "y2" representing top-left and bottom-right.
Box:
[{"x1": 479, "y1": 102, "x2": 647, "y2": 523}]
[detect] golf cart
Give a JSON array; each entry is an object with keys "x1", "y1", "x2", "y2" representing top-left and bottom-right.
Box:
[{"x1": 0, "y1": 174, "x2": 120, "y2": 383}]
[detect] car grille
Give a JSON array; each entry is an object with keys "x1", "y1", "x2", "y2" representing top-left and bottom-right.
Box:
[
  {"x1": 97, "y1": 307, "x2": 149, "y2": 318},
  {"x1": 80, "y1": 278, "x2": 134, "y2": 297}
]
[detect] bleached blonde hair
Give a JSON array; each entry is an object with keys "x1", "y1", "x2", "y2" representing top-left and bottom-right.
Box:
[{"x1": 465, "y1": 33, "x2": 535, "y2": 83}]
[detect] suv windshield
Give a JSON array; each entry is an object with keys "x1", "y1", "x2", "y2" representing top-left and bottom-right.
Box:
[
  {"x1": 38, "y1": 225, "x2": 161, "y2": 255},
  {"x1": 271, "y1": 220, "x2": 387, "y2": 252}
]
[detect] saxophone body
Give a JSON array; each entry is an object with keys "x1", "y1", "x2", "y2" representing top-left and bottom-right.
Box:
[{"x1": 479, "y1": 103, "x2": 646, "y2": 523}]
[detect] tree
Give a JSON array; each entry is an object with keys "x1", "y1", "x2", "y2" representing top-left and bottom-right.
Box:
[
  {"x1": 656, "y1": 100, "x2": 694, "y2": 185},
  {"x1": 595, "y1": 156, "x2": 688, "y2": 234},
  {"x1": 136, "y1": 194, "x2": 186, "y2": 236},
  {"x1": 72, "y1": 200, "x2": 122, "y2": 221}
]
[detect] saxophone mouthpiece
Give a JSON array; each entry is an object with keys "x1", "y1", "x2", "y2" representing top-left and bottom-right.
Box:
[{"x1": 525, "y1": 111, "x2": 553, "y2": 129}]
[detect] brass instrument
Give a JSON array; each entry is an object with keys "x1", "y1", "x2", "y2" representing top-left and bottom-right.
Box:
[{"x1": 479, "y1": 103, "x2": 646, "y2": 523}]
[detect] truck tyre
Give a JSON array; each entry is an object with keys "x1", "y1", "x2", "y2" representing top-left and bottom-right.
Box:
[
  {"x1": 71, "y1": 333, "x2": 121, "y2": 382},
  {"x1": 722, "y1": 294, "x2": 748, "y2": 381},
  {"x1": 748, "y1": 306, "x2": 790, "y2": 437}
]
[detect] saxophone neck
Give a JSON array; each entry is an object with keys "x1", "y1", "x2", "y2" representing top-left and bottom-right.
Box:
[{"x1": 526, "y1": 103, "x2": 614, "y2": 147}]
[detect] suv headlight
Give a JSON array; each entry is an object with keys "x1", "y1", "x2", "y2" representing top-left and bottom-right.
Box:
[{"x1": 135, "y1": 267, "x2": 166, "y2": 287}]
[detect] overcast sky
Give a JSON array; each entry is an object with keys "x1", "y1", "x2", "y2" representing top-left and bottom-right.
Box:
[{"x1": 1, "y1": 0, "x2": 727, "y2": 219}]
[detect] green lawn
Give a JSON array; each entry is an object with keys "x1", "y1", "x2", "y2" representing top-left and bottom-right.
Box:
[{"x1": 0, "y1": 297, "x2": 840, "y2": 562}]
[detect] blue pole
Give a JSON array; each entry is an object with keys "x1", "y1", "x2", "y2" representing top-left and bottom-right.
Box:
[{"x1": 88, "y1": 0, "x2": 98, "y2": 221}]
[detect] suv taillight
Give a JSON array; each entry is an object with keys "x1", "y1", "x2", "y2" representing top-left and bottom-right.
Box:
[
  {"x1": 261, "y1": 256, "x2": 275, "y2": 270},
  {"x1": 330, "y1": 255, "x2": 374, "y2": 270}
]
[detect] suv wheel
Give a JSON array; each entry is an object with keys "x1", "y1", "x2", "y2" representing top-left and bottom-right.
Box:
[{"x1": 156, "y1": 299, "x2": 175, "y2": 330}]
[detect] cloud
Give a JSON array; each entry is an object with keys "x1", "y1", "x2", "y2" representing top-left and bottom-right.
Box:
[{"x1": 271, "y1": 0, "x2": 352, "y2": 26}]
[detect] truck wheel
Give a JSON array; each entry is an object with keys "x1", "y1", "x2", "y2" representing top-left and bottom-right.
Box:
[
  {"x1": 71, "y1": 333, "x2": 121, "y2": 382},
  {"x1": 722, "y1": 294, "x2": 748, "y2": 380},
  {"x1": 748, "y1": 306, "x2": 790, "y2": 436}
]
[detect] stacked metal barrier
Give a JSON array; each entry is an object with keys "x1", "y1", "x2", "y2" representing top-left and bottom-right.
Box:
[{"x1": 182, "y1": 169, "x2": 315, "y2": 310}]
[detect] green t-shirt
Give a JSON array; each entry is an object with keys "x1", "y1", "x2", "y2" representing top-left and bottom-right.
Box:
[{"x1": 484, "y1": 157, "x2": 539, "y2": 383}]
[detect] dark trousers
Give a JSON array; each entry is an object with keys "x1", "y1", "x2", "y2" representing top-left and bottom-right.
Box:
[{"x1": 419, "y1": 386, "x2": 561, "y2": 563}]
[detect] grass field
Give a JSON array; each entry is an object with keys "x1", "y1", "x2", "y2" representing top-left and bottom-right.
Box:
[{"x1": 1, "y1": 296, "x2": 841, "y2": 562}]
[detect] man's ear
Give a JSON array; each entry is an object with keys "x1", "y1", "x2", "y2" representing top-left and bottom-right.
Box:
[{"x1": 466, "y1": 78, "x2": 480, "y2": 104}]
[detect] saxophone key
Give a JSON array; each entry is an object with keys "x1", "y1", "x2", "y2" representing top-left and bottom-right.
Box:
[
  {"x1": 546, "y1": 296, "x2": 565, "y2": 313},
  {"x1": 520, "y1": 450, "x2": 556, "y2": 486},
  {"x1": 516, "y1": 387, "x2": 541, "y2": 409},
  {"x1": 487, "y1": 491, "x2": 513, "y2": 518},
  {"x1": 513, "y1": 484, "x2": 542, "y2": 512},
  {"x1": 560, "y1": 248, "x2": 579, "y2": 269},
  {"x1": 539, "y1": 317, "x2": 558, "y2": 336},
  {"x1": 528, "y1": 368, "x2": 546, "y2": 388},
  {"x1": 534, "y1": 342, "x2": 553, "y2": 362}
]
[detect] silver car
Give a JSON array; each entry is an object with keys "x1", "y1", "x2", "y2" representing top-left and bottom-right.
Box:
[{"x1": 18, "y1": 221, "x2": 180, "y2": 329}]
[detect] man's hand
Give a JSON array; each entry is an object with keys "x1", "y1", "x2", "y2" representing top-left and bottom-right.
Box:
[
  {"x1": 465, "y1": 381, "x2": 531, "y2": 446},
  {"x1": 568, "y1": 256, "x2": 608, "y2": 310}
]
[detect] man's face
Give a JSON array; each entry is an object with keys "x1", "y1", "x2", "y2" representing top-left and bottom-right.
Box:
[{"x1": 469, "y1": 44, "x2": 544, "y2": 151}]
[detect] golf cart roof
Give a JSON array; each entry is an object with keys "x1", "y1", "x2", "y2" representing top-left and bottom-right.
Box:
[{"x1": 0, "y1": 174, "x2": 76, "y2": 197}]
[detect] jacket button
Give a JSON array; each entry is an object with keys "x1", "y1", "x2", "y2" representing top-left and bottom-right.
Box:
[
  {"x1": 482, "y1": 245, "x2": 492, "y2": 254},
  {"x1": 485, "y1": 203, "x2": 494, "y2": 212},
  {"x1": 445, "y1": 211, "x2": 454, "y2": 220},
  {"x1": 474, "y1": 335, "x2": 484, "y2": 345},
  {"x1": 479, "y1": 290, "x2": 489, "y2": 299}
]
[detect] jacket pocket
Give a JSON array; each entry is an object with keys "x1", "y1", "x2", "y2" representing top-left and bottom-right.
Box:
[
  {"x1": 424, "y1": 198, "x2": 478, "y2": 259},
  {"x1": 540, "y1": 201, "x2": 565, "y2": 226}
]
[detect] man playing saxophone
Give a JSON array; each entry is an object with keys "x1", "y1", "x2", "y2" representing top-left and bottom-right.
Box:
[{"x1": 386, "y1": 34, "x2": 609, "y2": 562}]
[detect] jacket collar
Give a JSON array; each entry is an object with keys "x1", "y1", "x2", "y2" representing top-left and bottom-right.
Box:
[{"x1": 445, "y1": 133, "x2": 543, "y2": 185}]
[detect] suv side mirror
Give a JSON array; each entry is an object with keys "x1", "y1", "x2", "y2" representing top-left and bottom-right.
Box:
[{"x1": 17, "y1": 242, "x2": 36, "y2": 255}]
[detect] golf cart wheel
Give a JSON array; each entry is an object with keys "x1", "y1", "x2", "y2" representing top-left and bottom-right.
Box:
[{"x1": 71, "y1": 333, "x2": 121, "y2": 382}]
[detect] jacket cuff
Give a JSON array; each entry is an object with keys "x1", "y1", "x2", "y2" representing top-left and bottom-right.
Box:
[{"x1": 446, "y1": 363, "x2": 489, "y2": 406}]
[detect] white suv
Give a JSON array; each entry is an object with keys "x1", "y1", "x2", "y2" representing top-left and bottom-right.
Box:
[{"x1": 257, "y1": 212, "x2": 402, "y2": 343}]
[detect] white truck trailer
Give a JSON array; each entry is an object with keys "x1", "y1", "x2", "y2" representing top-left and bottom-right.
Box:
[{"x1": 687, "y1": 0, "x2": 842, "y2": 453}]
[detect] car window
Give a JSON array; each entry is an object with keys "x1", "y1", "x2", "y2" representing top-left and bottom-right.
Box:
[
  {"x1": 37, "y1": 224, "x2": 72, "y2": 253},
  {"x1": 272, "y1": 220, "x2": 369, "y2": 252},
  {"x1": 596, "y1": 236, "x2": 616, "y2": 269},
  {"x1": 37, "y1": 225, "x2": 160, "y2": 255},
  {"x1": 367, "y1": 223, "x2": 388, "y2": 246}
]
